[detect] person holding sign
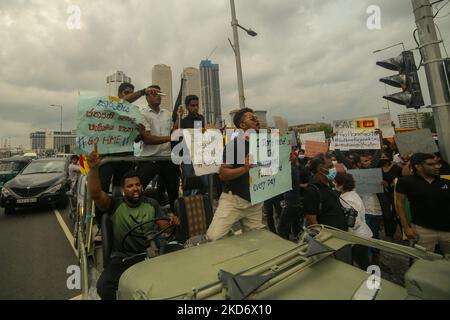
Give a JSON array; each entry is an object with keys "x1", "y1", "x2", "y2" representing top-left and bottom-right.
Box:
[
  {"x1": 95, "y1": 83, "x2": 149, "y2": 227},
  {"x1": 173, "y1": 95, "x2": 208, "y2": 196},
  {"x1": 136, "y1": 85, "x2": 180, "y2": 212},
  {"x1": 206, "y1": 108, "x2": 264, "y2": 241}
]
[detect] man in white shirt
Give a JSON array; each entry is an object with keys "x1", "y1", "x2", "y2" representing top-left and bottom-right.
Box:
[{"x1": 136, "y1": 85, "x2": 179, "y2": 212}]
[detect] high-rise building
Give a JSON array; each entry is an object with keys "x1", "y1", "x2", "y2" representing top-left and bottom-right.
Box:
[
  {"x1": 30, "y1": 132, "x2": 46, "y2": 151},
  {"x1": 181, "y1": 67, "x2": 202, "y2": 115},
  {"x1": 398, "y1": 111, "x2": 428, "y2": 129},
  {"x1": 200, "y1": 59, "x2": 222, "y2": 126},
  {"x1": 152, "y1": 64, "x2": 173, "y2": 111},
  {"x1": 30, "y1": 130, "x2": 77, "y2": 153},
  {"x1": 106, "y1": 71, "x2": 131, "y2": 97}
]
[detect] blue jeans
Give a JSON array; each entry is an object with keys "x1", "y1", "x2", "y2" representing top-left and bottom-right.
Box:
[
  {"x1": 365, "y1": 214, "x2": 382, "y2": 240},
  {"x1": 365, "y1": 214, "x2": 382, "y2": 257}
]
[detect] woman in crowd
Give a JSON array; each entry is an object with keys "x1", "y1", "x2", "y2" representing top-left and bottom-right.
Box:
[{"x1": 335, "y1": 172, "x2": 373, "y2": 270}]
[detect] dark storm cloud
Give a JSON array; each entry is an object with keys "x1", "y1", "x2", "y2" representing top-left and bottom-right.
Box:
[{"x1": 1, "y1": 0, "x2": 449, "y2": 147}]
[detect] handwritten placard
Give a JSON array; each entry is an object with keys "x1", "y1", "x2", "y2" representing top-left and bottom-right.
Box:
[
  {"x1": 347, "y1": 168, "x2": 384, "y2": 194},
  {"x1": 287, "y1": 131, "x2": 298, "y2": 147},
  {"x1": 304, "y1": 141, "x2": 329, "y2": 158},
  {"x1": 333, "y1": 118, "x2": 379, "y2": 131},
  {"x1": 299, "y1": 131, "x2": 326, "y2": 145},
  {"x1": 249, "y1": 134, "x2": 292, "y2": 205},
  {"x1": 334, "y1": 114, "x2": 395, "y2": 137},
  {"x1": 75, "y1": 96, "x2": 142, "y2": 155},
  {"x1": 334, "y1": 129, "x2": 381, "y2": 150},
  {"x1": 182, "y1": 129, "x2": 222, "y2": 176},
  {"x1": 369, "y1": 113, "x2": 395, "y2": 138},
  {"x1": 394, "y1": 129, "x2": 439, "y2": 156}
]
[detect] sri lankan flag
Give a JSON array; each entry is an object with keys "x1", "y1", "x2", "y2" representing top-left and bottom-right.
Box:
[{"x1": 79, "y1": 155, "x2": 90, "y2": 176}]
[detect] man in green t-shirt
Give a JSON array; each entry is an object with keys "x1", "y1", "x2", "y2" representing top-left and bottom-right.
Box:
[{"x1": 87, "y1": 143, "x2": 180, "y2": 300}]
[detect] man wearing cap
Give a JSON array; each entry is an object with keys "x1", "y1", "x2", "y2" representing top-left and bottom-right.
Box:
[
  {"x1": 395, "y1": 153, "x2": 450, "y2": 254},
  {"x1": 205, "y1": 108, "x2": 264, "y2": 241}
]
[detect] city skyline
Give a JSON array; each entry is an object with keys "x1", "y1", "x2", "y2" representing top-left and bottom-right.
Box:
[
  {"x1": 200, "y1": 59, "x2": 223, "y2": 126},
  {"x1": 1, "y1": 0, "x2": 450, "y2": 148},
  {"x1": 105, "y1": 71, "x2": 132, "y2": 98},
  {"x1": 181, "y1": 67, "x2": 203, "y2": 116},
  {"x1": 152, "y1": 64, "x2": 174, "y2": 111}
]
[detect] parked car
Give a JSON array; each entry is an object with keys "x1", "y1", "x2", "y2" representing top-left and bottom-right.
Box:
[
  {"x1": 0, "y1": 158, "x2": 70, "y2": 214},
  {"x1": 0, "y1": 157, "x2": 32, "y2": 189}
]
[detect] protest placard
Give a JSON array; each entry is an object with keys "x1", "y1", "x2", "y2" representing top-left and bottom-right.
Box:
[
  {"x1": 394, "y1": 129, "x2": 439, "y2": 156},
  {"x1": 287, "y1": 131, "x2": 298, "y2": 147},
  {"x1": 182, "y1": 129, "x2": 222, "y2": 176},
  {"x1": 304, "y1": 140, "x2": 328, "y2": 158},
  {"x1": 299, "y1": 131, "x2": 326, "y2": 145},
  {"x1": 369, "y1": 113, "x2": 395, "y2": 138},
  {"x1": 273, "y1": 116, "x2": 289, "y2": 135},
  {"x1": 347, "y1": 168, "x2": 384, "y2": 194},
  {"x1": 334, "y1": 129, "x2": 381, "y2": 150},
  {"x1": 249, "y1": 134, "x2": 292, "y2": 205},
  {"x1": 333, "y1": 118, "x2": 379, "y2": 131},
  {"x1": 75, "y1": 96, "x2": 142, "y2": 155},
  {"x1": 333, "y1": 114, "x2": 395, "y2": 137}
]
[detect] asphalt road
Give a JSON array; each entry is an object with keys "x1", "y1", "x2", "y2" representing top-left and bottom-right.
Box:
[{"x1": 0, "y1": 205, "x2": 81, "y2": 300}]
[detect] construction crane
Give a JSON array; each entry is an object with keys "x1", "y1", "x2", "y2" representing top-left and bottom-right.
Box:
[{"x1": 206, "y1": 46, "x2": 218, "y2": 60}]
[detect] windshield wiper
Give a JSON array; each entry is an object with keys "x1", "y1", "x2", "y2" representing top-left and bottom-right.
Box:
[{"x1": 21, "y1": 172, "x2": 48, "y2": 175}]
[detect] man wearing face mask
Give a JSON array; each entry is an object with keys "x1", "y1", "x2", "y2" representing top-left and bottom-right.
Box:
[{"x1": 303, "y1": 154, "x2": 347, "y2": 231}]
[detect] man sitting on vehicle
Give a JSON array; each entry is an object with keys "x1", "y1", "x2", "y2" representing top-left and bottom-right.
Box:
[{"x1": 87, "y1": 144, "x2": 180, "y2": 300}]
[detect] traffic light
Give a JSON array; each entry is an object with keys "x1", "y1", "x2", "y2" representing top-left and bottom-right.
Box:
[{"x1": 376, "y1": 51, "x2": 424, "y2": 109}]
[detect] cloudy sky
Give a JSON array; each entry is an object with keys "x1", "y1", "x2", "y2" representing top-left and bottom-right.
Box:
[{"x1": 1, "y1": 0, "x2": 450, "y2": 148}]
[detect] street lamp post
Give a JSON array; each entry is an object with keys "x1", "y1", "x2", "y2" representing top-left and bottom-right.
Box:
[
  {"x1": 50, "y1": 104, "x2": 63, "y2": 153},
  {"x1": 229, "y1": 0, "x2": 257, "y2": 109}
]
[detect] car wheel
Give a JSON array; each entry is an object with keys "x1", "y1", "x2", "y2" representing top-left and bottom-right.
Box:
[
  {"x1": 57, "y1": 196, "x2": 69, "y2": 210},
  {"x1": 4, "y1": 207, "x2": 15, "y2": 215}
]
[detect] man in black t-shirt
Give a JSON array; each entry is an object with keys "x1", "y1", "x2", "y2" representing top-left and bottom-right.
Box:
[
  {"x1": 206, "y1": 108, "x2": 264, "y2": 241},
  {"x1": 303, "y1": 154, "x2": 347, "y2": 231},
  {"x1": 396, "y1": 153, "x2": 450, "y2": 255},
  {"x1": 173, "y1": 95, "x2": 208, "y2": 195}
]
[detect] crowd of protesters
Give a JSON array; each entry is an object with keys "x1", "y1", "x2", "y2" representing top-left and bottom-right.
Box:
[{"x1": 86, "y1": 83, "x2": 450, "y2": 299}]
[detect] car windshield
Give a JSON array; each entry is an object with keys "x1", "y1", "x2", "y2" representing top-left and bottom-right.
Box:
[
  {"x1": 0, "y1": 163, "x2": 15, "y2": 171},
  {"x1": 21, "y1": 161, "x2": 65, "y2": 175}
]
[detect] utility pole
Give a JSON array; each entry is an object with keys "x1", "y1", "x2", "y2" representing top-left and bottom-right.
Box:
[
  {"x1": 230, "y1": 0, "x2": 246, "y2": 109},
  {"x1": 412, "y1": 0, "x2": 450, "y2": 161}
]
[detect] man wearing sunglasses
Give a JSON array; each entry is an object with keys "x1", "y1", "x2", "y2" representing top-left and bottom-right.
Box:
[
  {"x1": 206, "y1": 108, "x2": 264, "y2": 241},
  {"x1": 396, "y1": 153, "x2": 450, "y2": 255}
]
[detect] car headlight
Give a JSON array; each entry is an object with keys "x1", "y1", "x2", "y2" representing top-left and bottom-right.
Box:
[
  {"x1": 46, "y1": 183, "x2": 63, "y2": 194},
  {"x1": 1, "y1": 187, "x2": 11, "y2": 197}
]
